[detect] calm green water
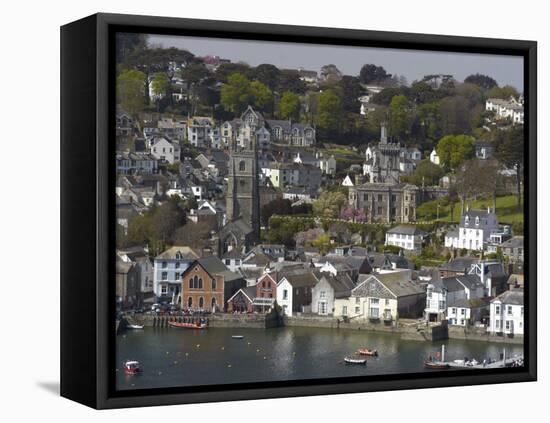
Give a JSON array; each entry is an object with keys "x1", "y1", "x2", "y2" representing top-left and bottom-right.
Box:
[{"x1": 116, "y1": 326, "x2": 523, "y2": 390}]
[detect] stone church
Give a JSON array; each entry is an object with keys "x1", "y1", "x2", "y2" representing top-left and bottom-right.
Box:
[{"x1": 218, "y1": 125, "x2": 261, "y2": 255}]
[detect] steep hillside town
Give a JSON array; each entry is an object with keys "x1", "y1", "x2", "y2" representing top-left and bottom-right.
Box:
[{"x1": 114, "y1": 33, "x2": 526, "y2": 347}]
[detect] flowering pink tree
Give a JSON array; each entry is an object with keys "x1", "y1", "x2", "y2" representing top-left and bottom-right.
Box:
[{"x1": 340, "y1": 206, "x2": 367, "y2": 222}]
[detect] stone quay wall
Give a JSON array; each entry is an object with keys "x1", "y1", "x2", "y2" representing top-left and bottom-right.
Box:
[{"x1": 448, "y1": 325, "x2": 524, "y2": 345}]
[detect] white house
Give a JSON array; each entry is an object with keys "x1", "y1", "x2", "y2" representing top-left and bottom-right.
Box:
[
  {"x1": 424, "y1": 274, "x2": 485, "y2": 322},
  {"x1": 385, "y1": 225, "x2": 428, "y2": 251},
  {"x1": 485, "y1": 97, "x2": 524, "y2": 125},
  {"x1": 444, "y1": 207, "x2": 499, "y2": 251},
  {"x1": 150, "y1": 136, "x2": 181, "y2": 164},
  {"x1": 276, "y1": 277, "x2": 293, "y2": 317},
  {"x1": 153, "y1": 246, "x2": 200, "y2": 302},
  {"x1": 334, "y1": 270, "x2": 425, "y2": 322},
  {"x1": 430, "y1": 148, "x2": 440, "y2": 165},
  {"x1": 488, "y1": 289, "x2": 524, "y2": 336},
  {"x1": 311, "y1": 273, "x2": 355, "y2": 316},
  {"x1": 446, "y1": 297, "x2": 491, "y2": 326},
  {"x1": 187, "y1": 116, "x2": 215, "y2": 147}
]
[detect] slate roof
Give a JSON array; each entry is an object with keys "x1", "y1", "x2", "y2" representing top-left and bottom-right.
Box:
[
  {"x1": 501, "y1": 236, "x2": 524, "y2": 249},
  {"x1": 387, "y1": 225, "x2": 428, "y2": 236},
  {"x1": 448, "y1": 297, "x2": 491, "y2": 309},
  {"x1": 156, "y1": 246, "x2": 200, "y2": 260},
  {"x1": 196, "y1": 256, "x2": 242, "y2": 282},
  {"x1": 492, "y1": 289, "x2": 524, "y2": 306},
  {"x1": 320, "y1": 273, "x2": 356, "y2": 298},
  {"x1": 439, "y1": 257, "x2": 478, "y2": 273},
  {"x1": 282, "y1": 271, "x2": 319, "y2": 288},
  {"x1": 358, "y1": 272, "x2": 424, "y2": 297}
]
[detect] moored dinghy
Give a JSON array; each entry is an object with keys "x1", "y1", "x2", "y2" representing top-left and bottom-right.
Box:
[
  {"x1": 357, "y1": 348, "x2": 378, "y2": 357},
  {"x1": 344, "y1": 356, "x2": 367, "y2": 365}
]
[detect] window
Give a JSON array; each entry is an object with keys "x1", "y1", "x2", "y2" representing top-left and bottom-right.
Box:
[
  {"x1": 174, "y1": 272, "x2": 180, "y2": 280},
  {"x1": 452, "y1": 308, "x2": 457, "y2": 315},
  {"x1": 239, "y1": 160, "x2": 246, "y2": 171},
  {"x1": 319, "y1": 302, "x2": 327, "y2": 314},
  {"x1": 283, "y1": 289, "x2": 288, "y2": 300},
  {"x1": 211, "y1": 279, "x2": 216, "y2": 290},
  {"x1": 199, "y1": 297, "x2": 204, "y2": 309},
  {"x1": 188, "y1": 278, "x2": 193, "y2": 289},
  {"x1": 507, "y1": 306, "x2": 513, "y2": 316},
  {"x1": 355, "y1": 297, "x2": 360, "y2": 304},
  {"x1": 371, "y1": 298, "x2": 379, "y2": 305},
  {"x1": 175, "y1": 261, "x2": 180, "y2": 269},
  {"x1": 188, "y1": 297, "x2": 192, "y2": 308},
  {"x1": 161, "y1": 285, "x2": 168, "y2": 295},
  {"x1": 355, "y1": 306, "x2": 360, "y2": 314},
  {"x1": 505, "y1": 320, "x2": 511, "y2": 330},
  {"x1": 460, "y1": 319, "x2": 465, "y2": 325},
  {"x1": 460, "y1": 308, "x2": 465, "y2": 316},
  {"x1": 225, "y1": 259, "x2": 230, "y2": 265},
  {"x1": 161, "y1": 272, "x2": 168, "y2": 280},
  {"x1": 319, "y1": 291, "x2": 326, "y2": 299},
  {"x1": 161, "y1": 261, "x2": 167, "y2": 268},
  {"x1": 198, "y1": 278, "x2": 203, "y2": 289},
  {"x1": 521, "y1": 307, "x2": 524, "y2": 317},
  {"x1": 495, "y1": 305, "x2": 500, "y2": 315},
  {"x1": 342, "y1": 306, "x2": 348, "y2": 316},
  {"x1": 496, "y1": 320, "x2": 501, "y2": 329}
]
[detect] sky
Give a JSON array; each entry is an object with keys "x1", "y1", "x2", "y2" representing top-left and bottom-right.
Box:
[{"x1": 148, "y1": 34, "x2": 524, "y2": 91}]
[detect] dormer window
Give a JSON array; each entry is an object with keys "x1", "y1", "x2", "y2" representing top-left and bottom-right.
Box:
[
  {"x1": 175, "y1": 252, "x2": 182, "y2": 260},
  {"x1": 475, "y1": 216, "x2": 480, "y2": 226},
  {"x1": 465, "y1": 216, "x2": 469, "y2": 226}
]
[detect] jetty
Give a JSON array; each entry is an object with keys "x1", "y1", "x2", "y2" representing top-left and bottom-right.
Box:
[{"x1": 427, "y1": 345, "x2": 524, "y2": 370}]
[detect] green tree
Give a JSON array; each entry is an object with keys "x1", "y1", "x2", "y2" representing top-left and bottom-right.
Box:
[
  {"x1": 250, "y1": 64, "x2": 281, "y2": 90},
  {"x1": 117, "y1": 69, "x2": 146, "y2": 121},
  {"x1": 279, "y1": 91, "x2": 301, "y2": 120},
  {"x1": 317, "y1": 90, "x2": 342, "y2": 132},
  {"x1": 249, "y1": 80, "x2": 274, "y2": 113},
  {"x1": 337, "y1": 76, "x2": 364, "y2": 113},
  {"x1": 464, "y1": 73, "x2": 498, "y2": 90},
  {"x1": 436, "y1": 134, "x2": 475, "y2": 171},
  {"x1": 261, "y1": 198, "x2": 293, "y2": 226},
  {"x1": 359, "y1": 64, "x2": 391, "y2": 84},
  {"x1": 388, "y1": 94, "x2": 413, "y2": 140},
  {"x1": 439, "y1": 96, "x2": 471, "y2": 135},
  {"x1": 312, "y1": 191, "x2": 347, "y2": 218},
  {"x1": 150, "y1": 72, "x2": 170, "y2": 110},
  {"x1": 215, "y1": 62, "x2": 251, "y2": 83},
  {"x1": 406, "y1": 159, "x2": 444, "y2": 186},
  {"x1": 495, "y1": 126, "x2": 524, "y2": 211},
  {"x1": 278, "y1": 69, "x2": 307, "y2": 94},
  {"x1": 220, "y1": 73, "x2": 253, "y2": 114},
  {"x1": 320, "y1": 64, "x2": 343, "y2": 84},
  {"x1": 487, "y1": 85, "x2": 519, "y2": 100},
  {"x1": 312, "y1": 233, "x2": 332, "y2": 254}
]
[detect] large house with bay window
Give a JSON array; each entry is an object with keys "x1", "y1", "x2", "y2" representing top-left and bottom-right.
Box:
[{"x1": 153, "y1": 246, "x2": 200, "y2": 302}]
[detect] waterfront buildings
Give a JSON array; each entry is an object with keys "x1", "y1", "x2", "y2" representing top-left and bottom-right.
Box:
[{"x1": 488, "y1": 289, "x2": 524, "y2": 336}]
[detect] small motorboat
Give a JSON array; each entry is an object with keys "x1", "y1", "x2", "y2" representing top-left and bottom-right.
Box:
[
  {"x1": 126, "y1": 324, "x2": 144, "y2": 329},
  {"x1": 344, "y1": 357, "x2": 367, "y2": 365},
  {"x1": 424, "y1": 360, "x2": 450, "y2": 369},
  {"x1": 357, "y1": 348, "x2": 378, "y2": 357},
  {"x1": 124, "y1": 360, "x2": 141, "y2": 375},
  {"x1": 168, "y1": 321, "x2": 207, "y2": 330},
  {"x1": 232, "y1": 335, "x2": 244, "y2": 339}
]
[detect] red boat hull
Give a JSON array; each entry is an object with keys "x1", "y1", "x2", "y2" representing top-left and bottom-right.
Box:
[
  {"x1": 424, "y1": 361, "x2": 450, "y2": 369},
  {"x1": 168, "y1": 321, "x2": 207, "y2": 329},
  {"x1": 357, "y1": 349, "x2": 378, "y2": 356}
]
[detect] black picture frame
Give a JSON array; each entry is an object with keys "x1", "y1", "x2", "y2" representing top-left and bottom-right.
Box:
[{"x1": 61, "y1": 12, "x2": 537, "y2": 409}]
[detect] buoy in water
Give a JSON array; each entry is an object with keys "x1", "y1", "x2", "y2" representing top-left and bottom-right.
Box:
[
  {"x1": 185, "y1": 352, "x2": 189, "y2": 356},
  {"x1": 158, "y1": 371, "x2": 162, "y2": 375},
  {"x1": 227, "y1": 364, "x2": 232, "y2": 368},
  {"x1": 196, "y1": 344, "x2": 200, "y2": 348},
  {"x1": 256, "y1": 349, "x2": 260, "y2": 352},
  {"x1": 221, "y1": 346, "x2": 225, "y2": 350},
  {"x1": 263, "y1": 356, "x2": 267, "y2": 360}
]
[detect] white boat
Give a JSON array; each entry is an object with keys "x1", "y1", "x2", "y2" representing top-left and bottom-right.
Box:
[
  {"x1": 126, "y1": 324, "x2": 144, "y2": 329},
  {"x1": 232, "y1": 335, "x2": 244, "y2": 339},
  {"x1": 344, "y1": 357, "x2": 367, "y2": 365}
]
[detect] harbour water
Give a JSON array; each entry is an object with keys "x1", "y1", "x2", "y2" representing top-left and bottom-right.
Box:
[{"x1": 116, "y1": 326, "x2": 523, "y2": 390}]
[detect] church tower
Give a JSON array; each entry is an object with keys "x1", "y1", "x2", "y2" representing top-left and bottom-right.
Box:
[{"x1": 225, "y1": 127, "x2": 261, "y2": 241}]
